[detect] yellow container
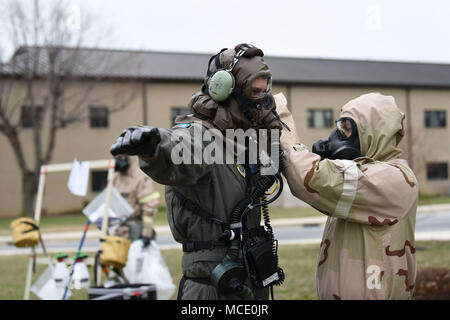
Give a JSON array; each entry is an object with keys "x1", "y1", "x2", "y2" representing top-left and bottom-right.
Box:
[
  {"x1": 10, "y1": 217, "x2": 40, "y2": 248},
  {"x1": 100, "y1": 236, "x2": 131, "y2": 269}
]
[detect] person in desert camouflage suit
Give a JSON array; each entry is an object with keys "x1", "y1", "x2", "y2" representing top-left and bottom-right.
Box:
[
  {"x1": 274, "y1": 92, "x2": 418, "y2": 299},
  {"x1": 113, "y1": 155, "x2": 161, "y2": 244}
]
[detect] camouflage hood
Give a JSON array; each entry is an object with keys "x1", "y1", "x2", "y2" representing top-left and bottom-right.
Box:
[
  {"x1": 340, "y1": 93, "x2": 405, "y2": 162},
  {"x1": 188, "y1": 46, "x2": 281, "y2": 132}
]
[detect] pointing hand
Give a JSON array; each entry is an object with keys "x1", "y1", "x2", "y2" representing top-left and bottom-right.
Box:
[{"x1": 110, "y1": 126, "x2": 161, "y2": 156}]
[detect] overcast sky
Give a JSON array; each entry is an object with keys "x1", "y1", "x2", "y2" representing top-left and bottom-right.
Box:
[{"x1": 2, "y1": 0, "x2": 450, "y2": 63}]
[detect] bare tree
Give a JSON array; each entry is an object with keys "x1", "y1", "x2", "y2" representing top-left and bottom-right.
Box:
[{"x1": 0, "y1": 0, "x2": 139, "y2": 217}]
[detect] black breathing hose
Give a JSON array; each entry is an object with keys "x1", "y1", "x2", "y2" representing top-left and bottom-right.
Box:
[
  {"x1": 232, "y1": 149, "x2": 285, "y2": 227},
  {"x1": 216, "y1": 145, "x2": 285, "y2": 299}
]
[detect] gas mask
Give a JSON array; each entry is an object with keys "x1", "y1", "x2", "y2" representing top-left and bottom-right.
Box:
[
  {"x1": 312, "y1": 117, "x2": 361, "y2": 160},
  {"x1": 114, "y1": 155, "x2": 129, "y2": 173},
  {"x1": 242, "y1": 75, "x2": 272, "y2": 103},
  {"x1": 232, "y1": 84, "x2": 275, "y2": 127}
]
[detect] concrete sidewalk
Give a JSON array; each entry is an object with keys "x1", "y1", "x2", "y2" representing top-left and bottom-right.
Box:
[{"x1": 1, "y1": 203, "x2": 450, "y2": 244}]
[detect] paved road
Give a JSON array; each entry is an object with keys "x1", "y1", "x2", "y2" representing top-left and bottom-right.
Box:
[
  {"x1": 274, "y1": 210, "x2": 450, "y2": 245},
  {"x1": 2, "y1": 209, "x2": 450, "y2": 255}
]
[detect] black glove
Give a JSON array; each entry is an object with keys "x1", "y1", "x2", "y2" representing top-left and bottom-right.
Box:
[{"x1": 110, "y1": 126, "x2": 161, "y2": 157}]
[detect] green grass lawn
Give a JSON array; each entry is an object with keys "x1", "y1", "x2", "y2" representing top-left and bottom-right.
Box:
[
  {"x1": 0, "y1": 240, "x2": 449, "y2": 300},
  {"x1": 418, "y1": 193, "x2": 450, "y2": 206}
]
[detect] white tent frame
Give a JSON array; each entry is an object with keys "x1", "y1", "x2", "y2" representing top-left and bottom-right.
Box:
[{"x1": 24, "y1": 159, "x2": 116, "y2": 300}]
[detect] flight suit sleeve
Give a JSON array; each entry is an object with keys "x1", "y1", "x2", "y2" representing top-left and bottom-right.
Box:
[
  {"x1": 276, "y1": 94, "x2": 418, "y2": 226},
  {"x1": 138, "y1": 123, "x2": 212, "y2": 186}
]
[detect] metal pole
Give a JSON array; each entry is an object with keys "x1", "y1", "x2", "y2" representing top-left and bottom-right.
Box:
[
  {"x1": 24, "y1": 165, "x2": 47, "y2": 300},
  {"x1": 62, "y1": 220, "x2": 91, "y2": 300},
  {"x1": 96, "y1": 159, "x2": 116, "y2": 286}
]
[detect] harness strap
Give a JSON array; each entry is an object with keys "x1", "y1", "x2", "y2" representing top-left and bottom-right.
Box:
[
  {"x1": 171, "y1": 188, "x2": 228, "y2": 228},
  {"x1": 182, "y1": 226, "x2": 267, "y2": 253},
  {"x1": 171, "y1": 188, "x2": 268, "y2": 252},
  {"x1": 182, "y1": 240, "x2": 228, "y2": 253}
]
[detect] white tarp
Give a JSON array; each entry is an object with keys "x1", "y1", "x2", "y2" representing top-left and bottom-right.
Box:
[
  {"x1": 67, "y1": 158, "x2": 90, "y2": 197},
  {"x1": 31, "y1": 264, "x2": 72, "y2": 300},
  {"x1": 82, "y1": 186, "x2": 134, "y2": 234},
  {"x1": 123, "y1": 240, "x2": 176, "y2": 300}
]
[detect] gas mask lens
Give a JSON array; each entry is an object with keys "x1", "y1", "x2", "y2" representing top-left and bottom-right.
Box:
[
  {"x1": 244, "y1": 76, "x2": 272, "y2": 101},
  {"x1": 335, "y1": 118, "x2": 354, "y2": 139}
]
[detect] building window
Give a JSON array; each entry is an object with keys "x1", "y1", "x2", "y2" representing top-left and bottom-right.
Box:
[
  {"x1": 425, "y1": 110, "x2": 446, "y2": 128},
  {"x1": 21, "y1": 106, "x2": 44, "y2": 128},
  {"x1": 307, "y1": 109, "x2": 333, "y2": 128},
  {"x1": 91, "y1": 170, "x2": 108, "y2": 192},
  {"x1": 90, "y1": 106, "x2": 109, "y2": 128},
  {"x1": 426, "y1": 162, "x2": 448, "y2": 180},
  {"x1": 171, "y1": 107, "x2": 191, "y2": 126}
]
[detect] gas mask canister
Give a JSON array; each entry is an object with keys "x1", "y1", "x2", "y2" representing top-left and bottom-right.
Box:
[{"x1": 312, "y1": 117, "x2": 361, "y2": 160}]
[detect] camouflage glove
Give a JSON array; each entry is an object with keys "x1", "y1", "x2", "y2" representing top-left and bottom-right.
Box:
[{"x1": 110, "y1": 126, "x2": 161, "y2": 157}]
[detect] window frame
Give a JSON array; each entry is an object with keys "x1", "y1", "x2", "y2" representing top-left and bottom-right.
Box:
[
  {"x1": 89, "y1": 106, "x2": 109, "y2": 128},
  {"x1": 426, "y1": 162, "x2": 448, "y2": 180},
  {"x1": 424, "y1": 110, "x2": 446, "y2": 128},
  {"x1": 307, "y1": 108, "x2": 334, "y2": 128},
  {"x1": 91, "y1": 170, "x2": 108, "y2": 192},
  {"x1": 21, "y1": 105, "x2": 44, "y2": 128}
]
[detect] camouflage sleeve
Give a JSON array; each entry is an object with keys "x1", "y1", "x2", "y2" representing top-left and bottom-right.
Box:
[
  {"x1": 136, "y1": 175, "x2": 160, "y2": 216},
  {"x1": 283, "y1": 148, "x2": 418, "y2": 225},
  {"x1": 134, "y1": 175, "x2": 160, "y2": 238},
  {"x1": 138, "y1": 123, "x2": 212, "y2": 186},
  {"x1": 273, "y1": 92, "x2": 301, "y2": 150},
  {"x1": 276, "y1": 92, "x2": 418, "y2": 225}
]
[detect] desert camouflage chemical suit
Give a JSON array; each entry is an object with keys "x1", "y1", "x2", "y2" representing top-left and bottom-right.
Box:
[
  {"x1": 276, "y1": 92, "x2": 418, "y2": 299},
  {"x1": 114, "y1": 155, "x2": 161, "y2": 242},
  {"x1": 110, "y1": 44, "x2": 283, "y2": 300}
]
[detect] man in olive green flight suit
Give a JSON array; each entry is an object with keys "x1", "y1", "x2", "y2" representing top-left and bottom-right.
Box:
[{"x1": 110, "y1": 44, "x2": 283, "y2": 300}]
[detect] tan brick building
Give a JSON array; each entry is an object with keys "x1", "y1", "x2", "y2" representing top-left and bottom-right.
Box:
[{"x1": 1, "y1": 47, "x2": 449, "y2": 217}]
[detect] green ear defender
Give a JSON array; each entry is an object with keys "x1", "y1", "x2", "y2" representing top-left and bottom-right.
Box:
[
  {"x1": 208, "y1": 70, "x2": 235, "y2": 102},
  {"x1": 206, "y1": 44, "x2": 259, "y2": 102}
]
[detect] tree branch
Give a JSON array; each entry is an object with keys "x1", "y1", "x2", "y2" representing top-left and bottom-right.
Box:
[{"x1": 0, "y1": 109, "x2": 28, "y2": 173}]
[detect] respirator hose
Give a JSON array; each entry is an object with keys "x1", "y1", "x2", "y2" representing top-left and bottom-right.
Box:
[
  {"x1": 213, "y1": 142, "x2": 285, "y2": 298},
  {"x1": 261, "y1": 151, "x2": 285, "y2": 287},
  {"x1": 230, "y1": 174, "x2": 275, "y2": 225}
]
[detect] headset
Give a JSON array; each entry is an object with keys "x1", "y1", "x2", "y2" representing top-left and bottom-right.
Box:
[{"x1": 205, "y1": 44, "x2": 264, "y2": 102}]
